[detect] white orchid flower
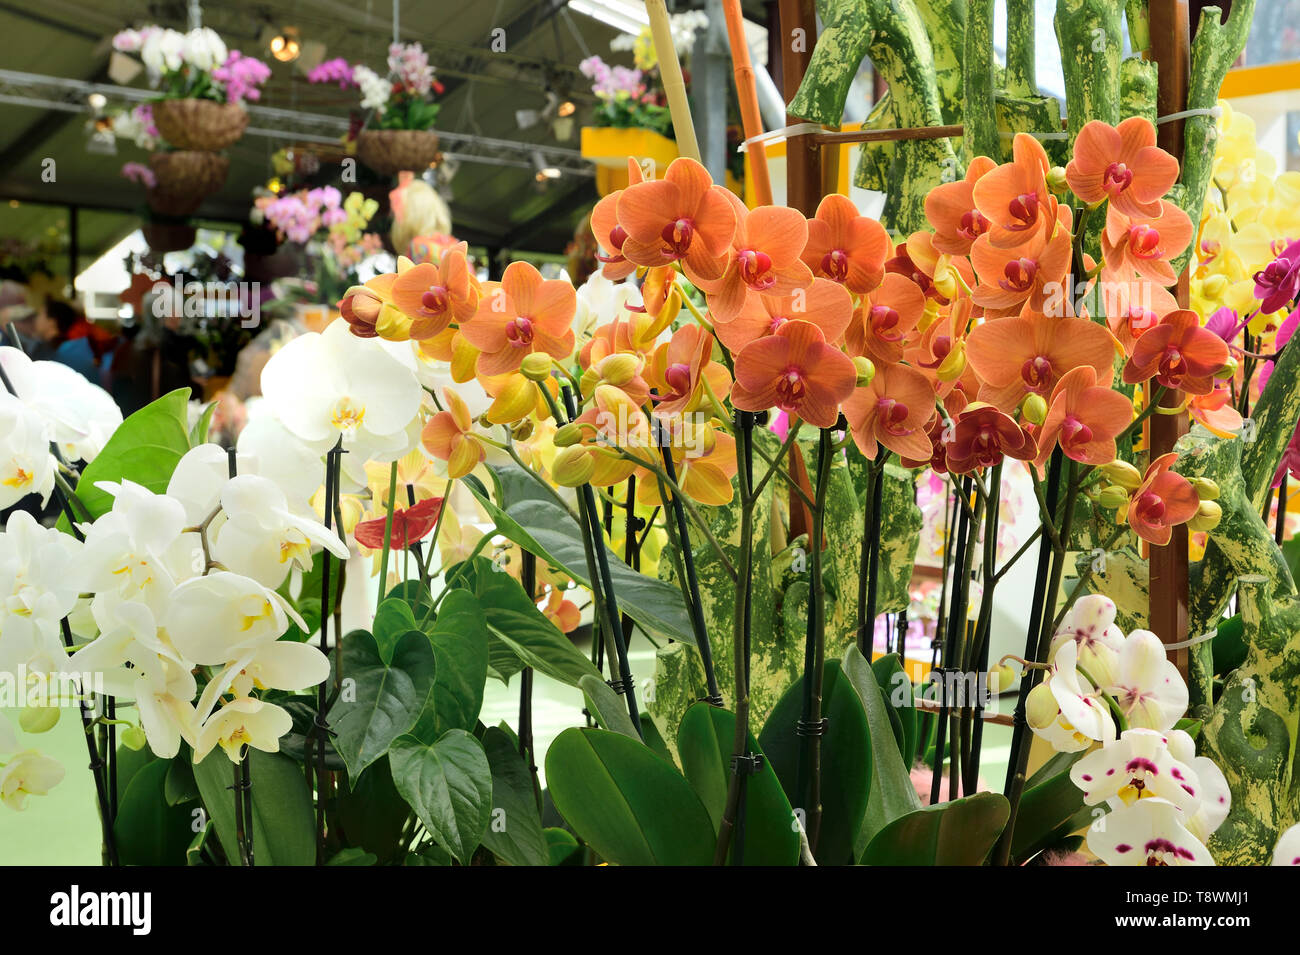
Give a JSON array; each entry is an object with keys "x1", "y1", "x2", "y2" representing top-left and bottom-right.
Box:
[
  {"x1": 182, "y1": 27, "x2": 227, "y2": 72},
  {"x1": 1165, "y1": 729, "x2": 1232, "y2": 842},
  {"x1": 195, "y1": 639, "x2": 329, "y2": 728},
  {"x1": 194, "y1": 698, "x2": 294, "y2": 764},
  {"x1": 0, "y1": 511, "x2": 82, "y2": 670},
  {"x1": 0, "y1": 393, "x2": 54, "y2": 510},
  {"x1": 94, "y1": 657, "x2": 198, "y2": 760},
  {"x1": 1050, "y1": 594, "x2": 1126, "y2": 688},
  {"x1": 77, "y1": 481, "x2": 193, "y2": 615},
  {"x1": 1102, "y1": 629, "x2": 1189, "y2": 732},
  {"x1": 69, "y1": 593, "x2": 183, "y2": 692},
  {"x1": 1070, "y1": 728, "x2": 1203, "y2": 815},
  {"x1": 211, "y1": 474, "x2": 350, "y2": 589},
  {"x1": 1027, "y1": 639, "x2": 1116, "y2": 753},
  {"x1": 260, "y1": 320, "x2": 423, "y2": 457},
  {"x1": 162, "y1": 571, "x2": 305, "y2": 667},
  {"x1": 166, "y1": 443, "x2": 254, "y2": 526},
  {"x1": 1087, "y1": 797, "x2": 1214, "y2": 866},
  {"x1": 235, "y1": 416, "x2": 325, "y2": 508},
  {"x1": 141, "y1": 27, "x2": 185, "y2": 77},
  {"x1": 0, "y1": 750, "x2": 65, "y2": 810},
  {"x1": 1273, "y1": 824, "x2": 1300, "y2": 865},
  {"x1": 0, "y1": 347, "x2": 122, "y2": 463}
]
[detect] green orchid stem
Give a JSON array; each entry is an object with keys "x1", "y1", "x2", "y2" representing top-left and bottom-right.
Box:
[
  {"x1": 1076, "y1": 663, "x2": 1129, "y2": 735},
  {"x1": 518, "y1": 550, "x2": 541, "y2": 800},
  {"x1": 59, "y1": 616, "x2": 118, "y2": 866},
  {"x1": 750, "y1": 419, "x2": 804, "y2": 503},
  {"x1": 855, "y1": 454, "x2": 889, "y2": 653},
  {"x1": 1115, "y1": 385, "x2": 1168, "y2": 448},
  {"x1": 308, "y1": 437, "x2": 344, "y2": 864},
  {"x1": 964, "y1": 461, "x2": 1003, "y2": 794},
  {"x1": 376, "y1": 460, "x2": 399, "y2": 613}
]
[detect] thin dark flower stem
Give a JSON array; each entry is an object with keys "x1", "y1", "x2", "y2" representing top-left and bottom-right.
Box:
[
  {"x1": 519, "y1": 550, "x2": 540, "y2": 798},
  {"x1": 965, "y1": 463, "x2": 1002, "y2": 793},
  {"x1": 61, "y1": 617, "x2": 117, "y2": 865},
  {"x1": 1277, "y1": 475, "x2": 1289, "y2": 545},
  {"x1": 856, "y1": 455, "x2": 889, "y2": 653},
  {"x1": 225, "y1": 448, "x2": 255, "y2": 866},
  {"x1": 232, "y1": 762, "x2": 251, "y2": 866},
  {"x1": 313, "y1": 438, "x2": 343, "y2": 862},
  {"x1": 660, "y1": 444, "x2": 722, "y2": 704}
]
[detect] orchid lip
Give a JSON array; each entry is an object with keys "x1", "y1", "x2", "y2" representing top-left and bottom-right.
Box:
[
  {"x1": 505, "y1": 317, "x2": 535, "y2": 345},
  {"x1": 821, "y1": 249, "x2": 849, "y2": 282},
  {"x1": 661, "y1": 217, "x2": 695, "y2": 257},
  {"x1": 1103, "y1": 161, "x2": 1134, "y2": 195}
]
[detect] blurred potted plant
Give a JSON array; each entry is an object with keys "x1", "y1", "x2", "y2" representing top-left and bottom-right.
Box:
[{"x1": 308, "y1": 45, "x2": 443, "y2": 177}]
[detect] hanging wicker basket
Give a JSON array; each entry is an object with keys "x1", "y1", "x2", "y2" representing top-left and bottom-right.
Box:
[
  {"x1": 146, "y1": 151, "x2": 230, "y2": 217},
  {"x1": 356, "y1": 129, "x2": 440, "y2": 176},
  {"x1": 142, "y1": 221, "x2": 197, "y2": 253},
  {"x1": 151, "y1": 98, "x2": 249, "y2": 152}
]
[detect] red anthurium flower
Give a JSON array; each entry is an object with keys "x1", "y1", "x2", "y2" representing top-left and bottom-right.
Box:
[
  {"x1": 1188, "y1": 386, "x2": 1244, "y2": 439},
  {"x1": 1035, "y1": 366, "x2": 1133, "y2": 466},
  {"x1": 616, "y1": 157, "x2": 737, "y2": 283},
  {"x1": 460, "y1": 261, "x2": 576, "y2": 377},
  {"x1": 1126, "y1": 452, "x2": 1199, "y2": 546},
  {"x1": 391, "y1": 242, "x2": 480, "y2": 340},
  {"x1": 970, "y1": 206, "x2": 1073, "y2": 317},
  {"x1": 965, "y1": 308, "x2": 1117, "y2": 412},
  {"x1": 1101, "y1": 200, "x2": 1194, "y2": 287},
  {"x1": 846, "y1": 272, "x2": 928, "y2": 365},
  {"x1": 800, "y1": 193, "x2": 891, "y2": 294},
  {"x1": 701, "y1": 203, "x2": 814, "y2": 323},
  {"x1": 649, "y1": 324, "x2": 731, "y2": 417},
  {"x1": 972, "y1": 134, "x2": 1057, "y2": 249},
  {"x1": 730, "y1": 319, "x2": 857, "y2": 428},
  {"x1": 354, "y1": 497, "x2": 444, "y2": 551},
  {"x1": 843, "y1": 360, "x2": 937, "y2": 461},
  {"x1": 1066, "y1": 118, "x2": 1180, "y2": 218},
  {"x1": 1099, "y1": 279, "x2": 1179, "y2": 356},
  {"x1": 944, "y1": 402, "x2": 1038, "y2": 473},
  {"x1": 1122, "y1": 309, "x2": 1228, "y2": 396},
  {"x1": 715, "y1": 278, "x2": 853, "y2": 354},
  {"x1": 590, "y1": 158, "x2": 644, "y2": 281},
  {"x1": 926, "y1": 156, "x2": 998, "y2": 256}
]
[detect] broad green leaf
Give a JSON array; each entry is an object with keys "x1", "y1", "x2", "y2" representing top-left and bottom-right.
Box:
[
  {"x1": 59, "y1": 388, "x2": 191, "y2": 531},
  {"x1": 759, "y1": 660, "x2": 872, "y2": 865},
  {"x1": 676, "y1": 703, "x2": 799, "y2": 866},
  {"x1": 481, "y1": 726, "x2": 549, "y2": 867},
  {"x1": 164, "y1": 752, "x2": 199, "y2": 805},
  {"x1": 466, "y1": 466, "x2": 695, "y2": 645},
  {"x1": 194, "y1": 749, "x2": 316, "y2": 866},
  {"x1": 544, "y1": 827, "x2": 581, "y2": 866},
  {"x1": 871, "y1": 652, "x2": 918, "y2": 765},
  {"x1": 862, "y1": 791, "x2": 1010, "y2": 866},
  {"x1": 334, "y1": 756, "x2": 410, "y2": 865},
  {"x1": 545, "y1": 727, "x2": 714, "y2": 866},
  {"x1": 326, "y1": 848, "x2": 377, "y2": 865},
  {"x1": 113, "y1": 759, "x2": 196, "y2": 865},
  {"x1": 189, "y1": 400, "x2": 216, "y2": 446},
  {"x1": 580, "y1": 673, "x2": 640, "y2": 739},
  {"x1": 331, "y1": 629, "x2": 436, "y2": 778},
  {"x1": 372, "y1": 597, "x2": 419, "y2": 662},
  {"x1": 411, "y1": 589, "x2": 489, "y2": 741},
  {"x1": 389, "y1": 729, "x2": 493, "y2": 866},
  {"x1": 1010, "y1": 764, "x2": 1087, "y2": 864},
  {"x1": 843, "y1": 645, "x2": 922, "y2": 854}
]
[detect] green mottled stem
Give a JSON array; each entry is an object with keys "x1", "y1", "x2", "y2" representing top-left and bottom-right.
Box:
[
  {"x1": 1005, "y1": 0, "x2": 1037, "y2": 93},
  {"x1": 964, "y1": 0, "x2": 999, "y2": 160},
  {"x1": 1054, "y1": 0, "x2": 1123, "y2": 143}
]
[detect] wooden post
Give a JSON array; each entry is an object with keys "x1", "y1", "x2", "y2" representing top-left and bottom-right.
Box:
[
  {"x1": 777, "y1": 0, "x2": 822, "y2": 215},
  {"x1": 1147, "y1": 0, "x2": 1192, "y2": 677}
]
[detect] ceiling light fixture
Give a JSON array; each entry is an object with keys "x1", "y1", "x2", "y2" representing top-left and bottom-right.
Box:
[
  {"x1": 532, "y1": 150, "x2": 561, "y2": 180},
  {"x1": 269, "y1": 28, "x2": 301, "y2": 62}
]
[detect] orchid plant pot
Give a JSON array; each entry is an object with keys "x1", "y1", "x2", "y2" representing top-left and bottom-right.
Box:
[
  {"x1": 151, "y1": 98, "x2": 249, "y2": 152},
  {"x1": 145, "y1": 150, "x2": 229, "y2": 217},
  {"x1": 356, "y1": 129, "x2": 441, "y2": 177}
]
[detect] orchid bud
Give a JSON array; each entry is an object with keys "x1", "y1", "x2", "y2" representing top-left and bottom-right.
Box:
[
  {"x1": 936, "y1": 341, "x2": 967, "y2": 382},
  {"x1": 1189, "y1": 477, "x2": 1220, "y2": 501},
  {"x1": 1098, "y1": 460, "x2": 1142, "y2": 490},
  {"x1": 1046, "y1": 166, "x2": 1069, "y2": 195},
  {"x1": 853, "y1": 356, "x2": 876, "y2": 387},
  {"x1": 553, "y1": 422, "x2": 584, "y2": 447},
  {"x1": 1026, "y1": 681, "x2": 1059, "y2": 729},
  {"x1": 520, "y1": 352, "x2": 554, "y2": 382},
  {"x1": 598, "y1": 353, "x2": 641, "y2": 388},
  {"x1": 1096, "y1": 485, "x2": 1132, "y2": 510},
  {"x1": 121, "y1": 724, "x2": 148, "y2": 751},
  {"x1": 933, "y1": 263, "x2": 958, "y2": 300},
  {"x1": 987, "y1": 663, "x2": 1015, "y2": 694},
  {"x1": 374, "y1": 303, "x2": 413, "y2": 342},
  {"x1": 512, "y1": 417, "x2": 535, "y2": 442},
  {"x1": 1215, "y1": 356, "x2": 1238, "y2": 379},
  {"x1": 1021, "y1": 393, "x2": 1048, "y2": 425},
  {"x1": 1201, "y1": 274, "x2": 1228, "y2": 299},
  {"x1": 1189, "y1": 499, "x2": 1222, "y2": 532},
  {"x1": 553, "y1": 445, "x2": 596, "y2": 486},
  {"x1": 19, "y1": 705, "x2": 59, "y2": 735}
]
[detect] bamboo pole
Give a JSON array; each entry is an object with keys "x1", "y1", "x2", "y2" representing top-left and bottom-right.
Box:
[
  {"x1": 722, "y1": 0, "x2": 773, "y2": 205},
  {"x1": 646, "y1": 0, "x2": 701, "y2": 162},
  {"x1": 778, "y1": 0, "x2": 822, "y2": 216}
]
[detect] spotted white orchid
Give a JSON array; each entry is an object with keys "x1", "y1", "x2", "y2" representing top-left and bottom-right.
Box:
[
  {"x1": 1050, "y1": 594, "x2": 1126, "y2": 688},
  {"x1": 1273, "y1": 823, "x2": 1300, "y2": 866},
  {"x1": 1103, "y1": 629, "x2": 1189, "y2": 732},
  {"x1": 1070, "y1": 728, "x2": 1204, "y2": 815},
  {"x1": 0, "y1": 749, "x2": 65, "y2": 811},
  {"x1": 1088, "y1": 796, "x2": 1214, "y2": 866},
  {"x1": 1166, "y1": 728, "x2": 1232, "y2": 842},
  {"x1": 0, "y1": 393, "x2": 55, "y2": 511},
  {"x1": 1026, "y1": 638, "x2": 1116, "y2": 753}
]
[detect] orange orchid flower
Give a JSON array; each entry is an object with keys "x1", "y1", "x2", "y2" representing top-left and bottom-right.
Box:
[
  {"x1": 542, "y1": 586, "x2": 582, "y2": 634},
  {"x1": 581, "y1": 351, "x2": 652, "y2": 407},
  {"x1": 925, "y1": 156, "x2": 998, "y2": 255},
  {"x1": 1101, "y1": 200, "x2": 1194, "y2": 287},
  {"x1": 1122, "y1": 309, "x2": 1229, "y2": 396},
  {"x1": 590, "y1": 158, "x2": 644, "y2": 281},
  {"x1": 649, "y1": 324, "x2": 731, "y2": 417},
  {"x1": 638, "y1": 428, "x2": 739, "y2": 507},
  {"x1": 715, "y1": 278, "x2": 853, "y2": 355},
  {"x1": 846, "y1": 272, "x2": 928, "y2": 365},
  {"x1": 971, "y1": 134, "x2": 1057, "y2": 249},
  {"x1": 900, "y1": 388, "x2": 969, "y2": 472},
  {"x1": 843, "y1": 360, "x2": 937, "y2": 461},
  {"x1": 1034, "y1": 366, "x2": 1133, "y2": 466},
  {"x1": 885, "y1": 233, "x2": 976, "y2": 306},
  {"x1": 1188, "y1": 386, "x2": 1244, "y2": 438},
  {"x1": 1125, "y1": 452, "x2": 1200, "y2": 547},
  {"x1": 421, "y1": 388, "x2": 485, "y2": 479},
  {"x1": 339, "y1": 272, "x2": 397, "y2": 339},
  {"x1": 1098, "y1": 279, "x2": 1179, "y2": 355},
  {"x1": 700, "y1": 202, "x2": 814, "y2": 322},
  {"x1": 1065, "y1": 118, "x2": 1180, "y2": 218},
  {"x1": 616, "y1": 157, "x2": 737, "y2": 283},
  {"x1": 944, "y1": 402, "x2": 1038, "y2": 473},
  {"x1": 800, "y1": 193, "x2": 891, "y2": 294},
  {"x1": 390, "y1": 241, "x2": 481, "y2": 340},
  {"x1": 965, "y1": 308, "x2": 1116, "y2": 412},
  {"x1": 571, "y1": 384, "x2": 656, "y2": 486},
  {"x1": 730, "y1": 319, "x2": 857, "y2": 429},
  {"x1": 460, "y1": 261, "x2": 576, "y2": 378},
  {"x1": 970, "y1": 206, "x2": 1073, "y2": 317}
]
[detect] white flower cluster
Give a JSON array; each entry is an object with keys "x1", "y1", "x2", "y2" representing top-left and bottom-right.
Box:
[
  {"x1": 1027, "y1": 595, "x2": 1227, "y2": 865},
  {"x1": 353, "y1": 64, "x2": 391, "y2": 114},
  {"x1": 114, "y1": 27, "x2": 228, "y2": 83}
]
